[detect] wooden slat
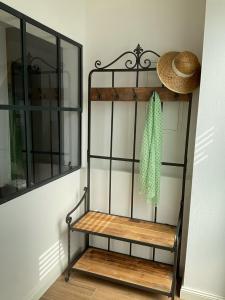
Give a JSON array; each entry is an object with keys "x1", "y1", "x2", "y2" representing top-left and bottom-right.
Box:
[
  {"x1": 73, "y1": 248, "x2": 173, "y2": 294},
  {"x1": 91, "y1": 87, "x2": 190, "y2": 102},
  {"x1": 73, "y1": 211, "x2": 176, "y2": 249}
]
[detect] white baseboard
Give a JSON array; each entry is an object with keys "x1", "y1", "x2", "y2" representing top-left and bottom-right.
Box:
[
  {"x1": 24, "y1": 267, "x2": 62, "y2": 300},
  {"x1": 181, "y1": 286, "x2": 225, "y2": 300}
]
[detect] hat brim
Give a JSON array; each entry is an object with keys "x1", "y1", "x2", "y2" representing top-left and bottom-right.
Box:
[{"x1": 157, "y1": 52, "x2": 201, "y2": 94}]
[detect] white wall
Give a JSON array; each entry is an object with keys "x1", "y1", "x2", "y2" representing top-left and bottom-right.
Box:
[
  {"x1": 0, "y1": 172, "x2": 85, "y2": 300},
  {"x1": 181, "y1": 1, "x2": 225, "y2": 299},
  {"x1": 86, "y1": 0, "x2": 206, "y2": 269},
  {"x1": 0, "y1": 1, "x2": 87, "y2": 300}
]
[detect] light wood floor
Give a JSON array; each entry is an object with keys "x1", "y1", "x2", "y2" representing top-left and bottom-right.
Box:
[{"x1": 40, "y1": 272, "x2": 180, "y2": 300}]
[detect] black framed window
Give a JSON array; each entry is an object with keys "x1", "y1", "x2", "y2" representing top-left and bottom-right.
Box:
[{"x1": 0, "y1": 4, "x2": 82, "y2": 203}]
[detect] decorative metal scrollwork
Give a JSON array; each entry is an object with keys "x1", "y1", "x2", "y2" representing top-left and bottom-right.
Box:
[
  {"x1": 66, "y1": 215, "x2": 72, "y2": 225},
  {"x1": 27, "y1": 64, "x2": 39, "y2": 73},
  {"x1": 94, "y1": 44, "x2": 160, "y2": 70}
]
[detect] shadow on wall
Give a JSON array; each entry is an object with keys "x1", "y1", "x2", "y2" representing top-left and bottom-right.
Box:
[
  {"x1": 39, "y1": 240, "x2": 65, "y2": 281},
  {"x1": 38, "y1": 189, "x2": 84, "y2": 282},
  {"x1": 194, "y1": 126, "x2": 214, "y2": 166},
  {"x1": 180, "y1": 125, "x2": 215, "y2": 274}
]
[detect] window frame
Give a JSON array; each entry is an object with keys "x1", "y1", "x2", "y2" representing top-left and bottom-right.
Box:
[{"x1": 0, "y1": 2, "x2": 83, "y2": 204}]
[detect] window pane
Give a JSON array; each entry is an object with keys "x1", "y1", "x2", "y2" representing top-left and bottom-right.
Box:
[
  {"x1": 61, "y1": 112, "x2": 80, "y2": 172},
  {"x1": 0, "y1": 10, "x2": 23, "y2": 105},
  {"x1": 30, "y1": 111, "x2": 59, "y2": 184},
  {"x1": 0, "y1": 110, "x2": 27, "y2": 200},
  {"x1": 61, "y1": 40, "x2": 80, "y2": 108},
  {"x1": 26, "y1": 23, "x2": 58, "y2": 106}
]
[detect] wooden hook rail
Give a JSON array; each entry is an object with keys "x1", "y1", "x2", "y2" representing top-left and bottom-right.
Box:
[{"x1": 91, "y1": 87, "x2": 190, "y2": 102}]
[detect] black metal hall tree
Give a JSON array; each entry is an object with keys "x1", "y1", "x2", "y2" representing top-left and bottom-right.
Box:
[{"x1": 65, "y1": 44, "x2": 192, "y2": 299}]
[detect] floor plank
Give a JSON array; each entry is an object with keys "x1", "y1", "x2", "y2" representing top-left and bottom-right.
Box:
[{"x1": 40, "y1": 272, "x2": 180, "y2": 300}]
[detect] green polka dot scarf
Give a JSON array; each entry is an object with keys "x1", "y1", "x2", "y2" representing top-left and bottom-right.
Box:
[{"x1": 139, "y1": 91, "x2": 162, "y2": 204}]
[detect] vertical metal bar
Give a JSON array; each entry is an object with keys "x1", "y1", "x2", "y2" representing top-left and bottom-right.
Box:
[
  {"x1": 129, "y1": 69, "x2": 139, "y2": 255},
  {"x1": 57, "y1": 37, "x2": 62, "y2": 174},
  {"x1": 108, "y1": 71, "x2": 114, "y2": 251},
  {"x1": 181, "y1": 97, "x2": 192, "y2": 206},
  {"x1": 78, "y1": 46, "x2": 83, "y2": 168},
  {"x1": 171, "y1": 238, "x2": 179, "y2": 300},
  {"x1": 130, "y1": 105, "x2": 137, "y2": 228},
  {"x1": 176, "y1": 95, "x2": 192, "y2": 277},
  {"x1": 152, "y1": 205, "x2": 157, "y2": 261},
  {"x1": 21, "y1": 19, "x2": 32, "y2": 187},
  {"x1": 85, "y1": 190, "x2": 89, "y2": 249},
  {"x1": 65, "y1": 223, "x2": 71, "y2": 282},
  {"x1": 86, "y1": 72, "x2": 93, "y2": 248},
  {"x1": 87, "y1": 73, "x2": 92, "y2": 211}
]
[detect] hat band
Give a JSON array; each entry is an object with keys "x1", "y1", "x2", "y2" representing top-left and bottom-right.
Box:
[{"x1": 172, "y1": 59, "x2": 194, "y2": 78}]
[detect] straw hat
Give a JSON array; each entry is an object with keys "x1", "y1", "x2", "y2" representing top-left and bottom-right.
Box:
[{"x1": 157, "y1": 51, "x2": 201, "y2": 94}]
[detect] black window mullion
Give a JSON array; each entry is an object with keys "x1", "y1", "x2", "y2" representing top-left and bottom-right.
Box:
[
  {"x1": 57, "y1": 37, "x2": 62, "y2": 173},
  {"x1": 79, "y1": 46, "x2": 82, "y2": 167},
  {"x1": 0, "y1": 105, "x2": 81, "y2": 112},
  {"x1": 79, "y1": 111, "x2": 82, "y2": 168},
  {"x1": 79, "y1": 46, "x2": 83, "y2": 110},
  {"x1": 21, "y1": 19, "x2": 33, "y2": 187}
]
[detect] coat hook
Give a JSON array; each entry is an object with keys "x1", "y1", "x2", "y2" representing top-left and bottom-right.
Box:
[
  {"x1": 113, "y1": 88, "x2": 119, "y2": 100},
  {"x1": 97, "y1": 89, "x2": 101, "y2": 100},
  {"x1": 132, "y1": 88, "x2": 137, "y2": 101},
  {"x1": 174, "y1": 92, "x2": 179, "y2": 100}
]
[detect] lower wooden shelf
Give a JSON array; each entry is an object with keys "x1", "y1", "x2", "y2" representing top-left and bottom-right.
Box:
[{"x1": 73, "y1": 247, "x2": 173, "y2": 296}]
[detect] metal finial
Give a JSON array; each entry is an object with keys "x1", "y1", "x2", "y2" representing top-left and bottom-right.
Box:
[{"x1": 133, "y1": 44, "x2": 143, "y2": 56}]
